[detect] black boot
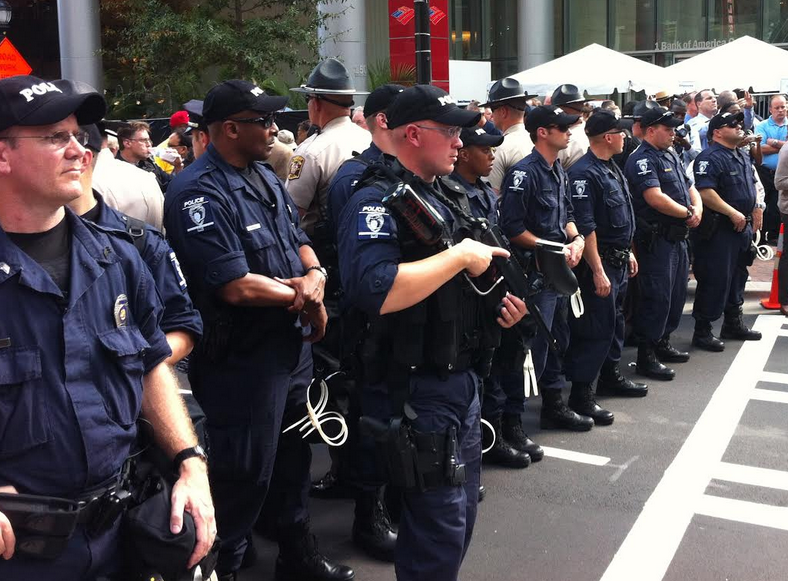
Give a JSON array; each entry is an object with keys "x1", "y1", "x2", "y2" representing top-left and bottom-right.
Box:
[
  {"x1": 276, "y1": 522, "x2": 355, "y2": 581},
  {"x1": 217, "y1": 573, "x2": 237, "y2": 581},
  {"x1": 478, "y1": 484, "x2": 487, "y2": 503},
  {"x1": 540, "y1": 390, "x2": 594, "y2": 431},
  {"x1": 568, "y1": 382, "x2": 614, "y2": 426},
  {"x1": 597, "y1": 362, "x2": 648, "y2": 397},
  {"x1": 720, "y1": 308, "x2": 762, "y2": 341},
  {"x1": 501, "y1": 414, "x2": 544, "y2": 461},
  {"x1": 692, "y1": 320, "x2": 725, "y2": 352},
  {"x1": 655, "y1": 336, "x2": 690, "y2": 363},
  {"x1": 484, "y1": 417, "x2": 531, "y2": 468},
  {"x1": 636, "y1": 341, "x2": 675, "y2": 380},
  {"x1": 352, "y1": 488, "x2": 397, "y2": 563},
  {"x1": 310, "y1": 470, "x2": 354, "y2": 499}
]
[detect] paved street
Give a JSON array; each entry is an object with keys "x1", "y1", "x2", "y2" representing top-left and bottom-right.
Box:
[{"x1": 240, "y1": 277, "x2": 788, "y2": 581}]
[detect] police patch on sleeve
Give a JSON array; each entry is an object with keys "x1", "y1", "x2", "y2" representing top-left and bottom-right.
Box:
[
  {"x1": 357, "y1": 204, "x2": 392, "y2": 239},
  {"x1": 696, "y1": 160, "x2": 709, "y2": 175},
  {"x1": 509, "y1": 170, "x2": 527, "y2": 191},
  {"x1": 181, "y1": 196, "x2": 214, "y2": 234},
  {"x1": 572, "y1": 179, "x2": 588, "y2": 199},
  {"x1": 288, "y1": 156, "x2": 305, "y2": 180},
  {"x1": 635, "y1": 158, "x2": 651, "y2": 175},
  {"x1": 169, "y1": 251, "x2": 188, "y2": 289}
]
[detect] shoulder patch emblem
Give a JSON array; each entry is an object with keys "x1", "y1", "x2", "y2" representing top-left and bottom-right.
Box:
[
  {"x1": 572, "y1": 179, "x2": 588, "y2": 199},
  {"x1": 357, "y1": 204, "x2": 391, "y2": 240},
  {"x1": 181, "y1": 196, "x2": 214, "y2": 234},
  {"x1": 288, "y1": 155, "x2": 306, "y2": 180},
  {"x1": 696, "y1": 160, "x2": 709, "y2": 175},
  {"x1": 636, "y1": 158, "x2": 650, "y2": 175},
  {"x1": 510, "y1": 170, "x2": 527, "y2": 191}
]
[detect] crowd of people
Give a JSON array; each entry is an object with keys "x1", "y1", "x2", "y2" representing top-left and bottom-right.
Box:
[{"x1": 0, "y1": 61, "x2": 786, "y2": 581}]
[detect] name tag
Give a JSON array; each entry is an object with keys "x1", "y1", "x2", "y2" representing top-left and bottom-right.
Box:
[{"x1": 246, "y1": 223, "x2": 262, "y2": 232}]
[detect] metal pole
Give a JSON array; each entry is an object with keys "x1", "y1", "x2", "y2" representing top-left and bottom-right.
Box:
[
  {"x1": 414, "y1": 0, "x2": 432, "y2": 85},
  {"x1": 57, "y1": 0, "x2": 103, "y2": 91}
]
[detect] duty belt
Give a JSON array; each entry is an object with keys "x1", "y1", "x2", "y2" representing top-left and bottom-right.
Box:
[
  {"x1": 658, "y1": 222, "x2": 690, "y2": 242},
  {"x1": 598, "y1": 246, "x2": 630, "y2": 269}
]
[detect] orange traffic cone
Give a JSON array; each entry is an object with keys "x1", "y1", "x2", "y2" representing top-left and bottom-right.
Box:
[{"x1": 761, "y1": 222, "x2": 784, "y2": 310}]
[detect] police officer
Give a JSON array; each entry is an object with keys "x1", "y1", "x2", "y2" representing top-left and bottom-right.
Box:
[
  {"x1": 72, "y1": 122, "x2": 203, "y2": 364},
  {"x1": 565, "y1": 111, "x2": 648, "y2": 424},
  {"x1": 624, "y1": 107, "x2": 703, "y2": 380},
  {"x1": 499, "y1": 105, "x2": 594, "y2": 432},
  {"x1": 163, "y1": 80, "x2": 352, "y2": 581},
  {"x1": 691, "y1": 111, "x2": 762, "y2": 350},
  {"x1": 286, "y1": 57, "x2": 371, "y2": 240},
  {"x1": 0, "y1": 76, "x2": 215, "y2": 579},
  {"x1": 450, "y1": 127, "x2": 536, "y2": 468},
  {"x1": 553, "y1": 84, "x2": 591, "y2": 169},
  {"x1": 481, "y1": 77, "x2": 535, "y2": 192},
  {"x1": 337, "y1": 84, "x2": 527, "y2": 581}
]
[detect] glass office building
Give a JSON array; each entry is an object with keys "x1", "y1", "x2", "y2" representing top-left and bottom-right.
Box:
[{"x1": 440, "y1": 0, "x2": 788, "y2": 79}]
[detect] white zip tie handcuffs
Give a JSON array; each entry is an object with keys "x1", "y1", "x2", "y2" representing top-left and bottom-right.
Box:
[{"x1": 283, "y1": 372, "x2": 349, "y2": 447}]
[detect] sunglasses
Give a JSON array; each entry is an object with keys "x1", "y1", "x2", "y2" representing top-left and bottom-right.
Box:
[
  {"x1": 546, "y1": 125, "x2": 571, "y2": 133},
  {"x1": 229, "y1": 115, "x2": 277, "y2": 129}
]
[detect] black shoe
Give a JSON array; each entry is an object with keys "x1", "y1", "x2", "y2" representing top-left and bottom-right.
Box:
[
  {"x1": 310, "y1": 471, "x2": 354, "y2": 500},
  {"x1": 720, "y1": 313, "x2": 762, "y2": 341},
  {"x1": 568, "y1": 382, "x2": 614, "y2": 426},
  {"x1": 692, "y1": 332, "x2": 725, "y2": 352},
  {"x1": 484, "y1": 417, "x2": 531, "y2": 468},
  {"x1": 655, "y1": 337, "x2": 690, "y2": 363},
  {"x1": 636, "y1": 342, "x2": 675, "y2": 380},
  {"x1": 277, "y1": 525, "x2": 355, "y2": 581},
  {"x1": 478, "y1": 484, "x2": 487, "y2": 503},
  {"x1": 501, "y1": 414, "x2": 544, "y2": 461},
  {"x1": 540, "y1": 391, "x2": 594, "y2": 431},
  {"x1": 352, "y1": 489, "x2": 397, "y2": 563},
  {"x1": 597, "y1": 364, "x2": 648, "y2": 397},
  {"x1": 218, "y1": 574, "x2": 237, "y2": 581}
]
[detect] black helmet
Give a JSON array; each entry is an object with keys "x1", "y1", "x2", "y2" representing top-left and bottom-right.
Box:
[
  {"x1": 551, "y1": 84, "x2": 588, "y2": 107},
  {"x1": 290, "y1": 58, "x2": 369, "y2": 95},
  {"x1": 480, "y1": 77, "x2": 535, "y2": 108}
]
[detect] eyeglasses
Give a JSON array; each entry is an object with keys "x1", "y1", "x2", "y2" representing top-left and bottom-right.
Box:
[
  {"x1": 414, "y1": 125, "x2": 462, "y2": 139},
  {"x1": 229, "y1": 115, "x2": 277, "y2": 129},
  {"x1": 1, "y1": 130, "x2": 90, "y2": 148},
  {"x1": 128, "y1": 137, "x2": 153, "y2": 145}
]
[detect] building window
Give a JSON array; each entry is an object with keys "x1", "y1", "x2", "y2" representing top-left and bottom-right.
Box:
[
  {"x1": 449, "y1": 0, "x2": 519, "y2": 79},
  {"x1": 763, "y1": 0, "x2": 788, "y2": 43},
  {"x1": 565, "y1": 0, "x2": 607, "y2": 52},
  {"x1": 708, "y1": 0, "x2": 758, "y2": 40},
  {"x1": 611, "y1": 0, "x2": 656, "y2": 51}
]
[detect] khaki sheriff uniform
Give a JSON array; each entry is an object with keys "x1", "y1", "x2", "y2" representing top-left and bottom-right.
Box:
[
  {"x1": 487, "y1": 123, "x2": 534, "y2": 191},
  {"x1": 558, "y1": 118, "x2": 590, "y2": 170}
]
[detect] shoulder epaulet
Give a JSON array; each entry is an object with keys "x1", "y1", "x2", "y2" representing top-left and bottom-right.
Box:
[
  {"x1": 353, "y1": 158, "x2": 401, "y2": 195},
  {"x1": 121, "y1": 215, "x2": 148, "y2": 253}
]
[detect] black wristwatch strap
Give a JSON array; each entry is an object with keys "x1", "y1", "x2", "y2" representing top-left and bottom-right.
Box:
[{"x1": 172, "y1": 445, "x2": 207, "y2": 472}]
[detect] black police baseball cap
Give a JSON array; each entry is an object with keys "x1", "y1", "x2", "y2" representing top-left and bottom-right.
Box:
[
  {"x1": 585, "y1": 110, "x2": 625, "y2": 136},
  {"x1": 640, "y1": 106, "x2": 684, "y2": 128},
  {"x1": 386, "y1": 85, "x2": 481, "y2": 129},
  {"x1": 291, "y1": 58, "x2": 369, "y2": 95},
  {"x1": 551, "y1": 84, "x2": 589, "y2": 107},
  {"x1": 708, "y1": 111, "x2": 744, "y2": 135},
  {"x1": 202, "y1": 80, "x2": 288, "y2": 125},
  {"x1": 524, "y1": 105, "x2": 580, "y2": 133},
  {"x1": 459, "y1": 126, "x2": 504, "y2": 148},
  {"x1": 480, "y1": 77, "x2": 535, "y2": 108},
  {"x1": 0, "y1": 75, "x2": 105, "y2": 133},
  {"x1": 363, "y1": 84, "x2": 405, "y2": 118}
]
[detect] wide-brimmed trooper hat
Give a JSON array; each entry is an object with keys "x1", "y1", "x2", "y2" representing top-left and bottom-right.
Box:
[
  {"x1": 290, "y1": 58, "x2": 369, "y2": 96},
  {"x1": 480, "y1": 77, "x2": 536, "y2": 109}
]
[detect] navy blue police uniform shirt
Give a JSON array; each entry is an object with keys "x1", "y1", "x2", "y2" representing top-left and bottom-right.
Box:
[
  {"x1": 337, "y1": 164, "x2": 462, "y2": 317},
  {"x1": 327, "y1": 142, "x2": 383, "y2": 237},
  {"x1": 448, "y1": 172, "x2": 499, "y2": 223},
  {"x1": 568, "y1": 150, "x2": 636, "y2": 248},
  {"x1": 499, "y1": 149, "x2": 574, "y2": 243},
  {"x1": 693, "y1": 143, "x2": 757, "y2": 215},
  {"x1": 163, "y1": 143, "x2": 311, "y2": 333},
  {"x1": 0, "y1": 209, "x2": 171, "y2": 497},
  {"x1": 624, "y1": 140, "x2": 692, "y2": 224},
  {"x1": 87, "y1": 194, "x2": 203, "y2": 339}
]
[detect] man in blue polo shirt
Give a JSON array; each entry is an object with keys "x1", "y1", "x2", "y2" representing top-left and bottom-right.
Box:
[{"x1": 754, "y1": 94, "x2": 788, "y2": 241}]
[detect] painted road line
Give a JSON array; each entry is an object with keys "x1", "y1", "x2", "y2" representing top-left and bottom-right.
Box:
[
  {"x1": 541, "y1": 446, "x2": 610, "y2": 466},
  {"x1": 600, "y1": 314, "x2": 785, "y2": 581},
  {"x1": 695, "y1": 495, "x2": 788, "y2": 531},
  {"x1": 714, "y1": 462, "x2": 788, "y2": 491},
  {"x1": 751, "y1": 388, "x2": 788, "y2": 404},
  {"x1": 760, "y1": 371, "x2": 788, "y2": 385}
]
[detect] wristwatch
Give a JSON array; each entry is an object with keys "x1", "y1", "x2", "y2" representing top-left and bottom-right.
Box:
[
  {"x1": 686, "y1": 206, "x2": 694, "y2": 219},
  {"x1": 306, "y1": 265, "x2": 328, "y2": 279},
  {"x1": 173, "y1": 445, "x2": 208, "y2": 472},
  {"x1": 571, "y1": 234, "x2": 585, "y2": 243}
]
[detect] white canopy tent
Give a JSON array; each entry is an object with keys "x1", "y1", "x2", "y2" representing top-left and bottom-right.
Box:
[
  {"x1": 509, "y1": 43, "x2": 678, "y2": 97},
  {"x1": 667, "y1": 36, "x2": 788, "y2": 93}
]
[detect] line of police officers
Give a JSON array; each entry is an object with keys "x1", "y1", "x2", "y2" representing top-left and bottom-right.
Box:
[{"x1": 0, "y1": 63, "x2": 764, "y2": 581}]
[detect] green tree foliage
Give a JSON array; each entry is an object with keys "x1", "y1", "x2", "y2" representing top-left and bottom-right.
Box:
[{"x1": 101, "y1": 0, "x2": 341, "y2": 118}]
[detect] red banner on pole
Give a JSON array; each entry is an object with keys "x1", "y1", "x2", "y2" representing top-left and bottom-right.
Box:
[{"x1": 388, "y1": 1, "x2": 450, "y2": 91}]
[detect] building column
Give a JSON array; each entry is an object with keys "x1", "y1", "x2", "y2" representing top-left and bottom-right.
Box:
[
  {"x1": 57, "y1": 0, "x2": 103, "y2": 91},
  {"x1": 517, "y1": 0, "x2": 554, "y2": 71},
  {"x1": 318, "y1": 1, "x2": 368, "y2": 93}
]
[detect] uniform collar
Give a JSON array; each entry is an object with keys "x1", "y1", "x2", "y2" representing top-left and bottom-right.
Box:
[
  {"x1": 448, "y1": 172, "x2": 491, "y2": 206},
  {"x1": 531, "y1": 147, "x2": 559, "y2": 172},
  {"x1": 503, "y1": 123, "x2": 526, "y2": 137},
  {"x1": 204, "y1": 143, "x2": 280, "y2": 197},
  {"x1": 321, "y1": 115, "x2": 354, "y2": 133}
]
